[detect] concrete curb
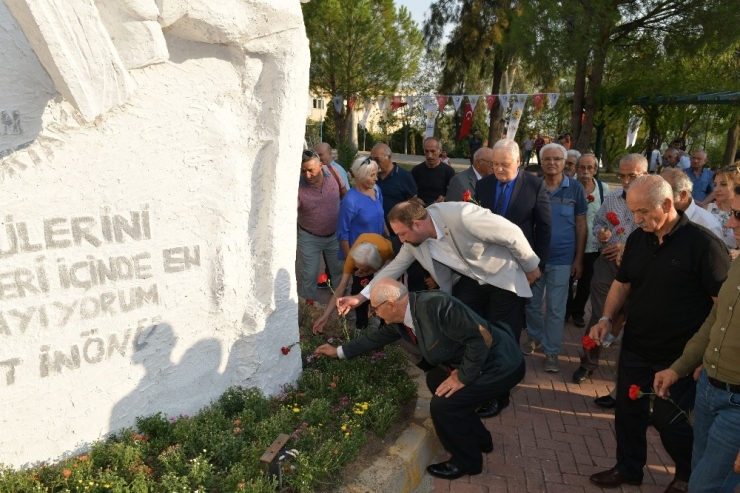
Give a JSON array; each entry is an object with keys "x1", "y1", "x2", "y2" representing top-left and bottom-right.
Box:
[{"x1": 335, "y1": 367, "x2": 441, "y2": 493}]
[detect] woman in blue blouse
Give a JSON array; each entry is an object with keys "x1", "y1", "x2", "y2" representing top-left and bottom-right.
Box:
[{"x1": 337, "y1": 155, "x2": 388, "y2": 328}]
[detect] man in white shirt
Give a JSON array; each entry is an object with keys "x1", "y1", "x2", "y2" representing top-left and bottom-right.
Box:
[{"x1": 661, "y1": 168, "x2": 724, "y2": 240}]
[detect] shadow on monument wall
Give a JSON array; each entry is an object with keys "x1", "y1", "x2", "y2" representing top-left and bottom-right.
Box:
[{"x1": 108, "y1": 268, "x2": 298, "y2": 435}]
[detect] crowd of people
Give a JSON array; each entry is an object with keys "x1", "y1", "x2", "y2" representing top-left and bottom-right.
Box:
[{"x1": 298, "y1": 137, "x2": 740, "y2": 491}]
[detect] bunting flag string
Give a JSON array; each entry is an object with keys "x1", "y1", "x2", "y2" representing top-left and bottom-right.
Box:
[
  {"x1": 332, "y1": 95, "x2": 344, "y2": 114},
  {"x1": 499, "y1": 94, "x2": 512, "y2": 110},
  {"x1": 516, "y1": 94, "x2": 528, "y2": 103},
  {"x1": 506, "y1": 101, "x2": 526, "y2": 140},
  {"x1": 347, "y1": 96, "x2": 357, "y2": 112},
  {"x1": 485, "y1": 95, "x2": 496, "y2": 110},
  {"x1": 391, "y1": 95, "x2": 407, "y2": 111},
  {"x1": 436, "y1": 95, "x2": 448, "y2": 112},
  {"x1": 451, "y1": 95, "x2": 464, "y2": 111},
  {"x1": 468, "y1": 95, "x2": 480, "y2": 112},
  {"x1": 359, "y1": 99, "x2": 373, "y2": 129},
  {"x1": 532, "y1": 93, "x2": 545, "y2": 111},
  {"x1": 547, "y1": 93, "x2": 559, "y2": 108}
]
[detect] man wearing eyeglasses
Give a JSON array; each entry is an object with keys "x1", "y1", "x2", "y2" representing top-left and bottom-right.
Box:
[
  {"x1": 572, "y1": 154, "x2": 647, "y2": 390},
  {"x1": 315, "y1": 278, "x2": 525, "y2": 480},
  {"x1": 315, "y1": 142, "x2": 350, "y2": 190},
  {"x1": 446, "y1": 147, "x2": 495, "y2": 202}
]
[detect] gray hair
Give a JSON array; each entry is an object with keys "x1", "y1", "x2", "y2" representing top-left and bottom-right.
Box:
[
  {"x1": 630, "y1": 175, "x2": 673, "y2": 208},
  {"x1": 349, "y1": 242, "x2": 382, "y2": 271},
  {"x1": 577, "y1": 153, "x2": 597, "y2": 166},
  {"x1": 350, "y1": 156, "x2": 378, "y2": 181},
  {"x1": 424, "y1": 137, "x2": 441, "y2": 150},
  {"x1": 370, "y1": 278, "x2": 408, "y2": 304},
  {"x1": 567, "y1": 149, "x2": 582, "y2": 161},
  {"x1": 492, "y1": 138, "x2": 520, "y2": 163},
  {"x1": 540, "y1": 143, "x2": 567, "y2": 160},
  {"x1": 660, "y1": 168, "x2": 693, "y2": 198},
  {"x1": 619, "y1": 153, "x2": 649, "y2": 172},
  {"x1": 372, "y1": 143, "x2": 392, "y2": 158}
]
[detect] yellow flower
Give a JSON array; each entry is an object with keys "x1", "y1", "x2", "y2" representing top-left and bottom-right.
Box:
[
  {"x1": 362, "y1": 403, "x2": 369, "y2": 410},
  {"x1": 340, "y1": 425, "x2": 347, "y2": 431},
  {"x1": 293, "y1": 408, "x2": 300, "y2": 413},
  {"x1": 354, "y1": 410, "x2": 364, "y2": 415},
  {"x1": 344, "y1": 432, "x2": 350, "y2": 437}
]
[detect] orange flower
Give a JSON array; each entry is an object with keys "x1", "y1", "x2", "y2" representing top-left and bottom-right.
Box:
[
  {"x1": 62, "y1": 469, "x2": 71, "y2": 478},
  {"x1": 330, "y1": 382, "x2": 337, "y2": 388},
  {"x1": 233, "y1": 419, "x2": 242, "y2": 426},
  {"x1": 78, "y1": 455, "x2": 88, "y2": 462}
]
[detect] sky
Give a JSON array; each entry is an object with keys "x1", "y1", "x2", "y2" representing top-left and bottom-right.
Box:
[{"x1": 396, "y1": 0, "x2": 432, "y2": 29}]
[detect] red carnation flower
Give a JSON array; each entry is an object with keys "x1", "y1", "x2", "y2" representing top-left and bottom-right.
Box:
[
  {"x1": 582, "y1": 335, "x2": 599, "y2": 351},
  {"x1": 587, "y1": 195, "x2": 595, "y2": 203},
  {"x1": 281, "y1": 347, "x2": 290, "y2": 355},
  {"x1": 606, "y1": 212, "x2": 620, "y2": 226},
  {"x1": 360, "y1": 278, "x2": 369, "y2": 287},
  {"x1": 462, "y1": 190, "x2": 472, "y2": 202},
  {"x1": 628, "y1": 384, "x2": 641, "y2": 400},
  {"x1": 317, "y1": 273, "x2": 328, "y2": 284},
  {"x1": 306, "y1": 298, "x2": 314, "y2": 305},
  {"x1": 616, "y1": 227, "x2": 626, "y2": 235}
]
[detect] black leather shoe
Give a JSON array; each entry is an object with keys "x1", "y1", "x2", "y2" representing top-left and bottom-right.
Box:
[
  {"x1": 480, "y1": 443, "x2": 493, "y2": 454},
  {"x1": 664, "y1": 477, "x2": 689, "y2": 493},
  {"x1": 477, "y1": 396, "x2": 510, "y2": 418},
  {"x1": 589, "y1": 467, "x2": 642, "y2": 488},
  {"x1": 572, "y1": 314, "x2": 586, "y2": 328},
  {"x1": 426, "y1": 461, "x2": 482, "y2": 480},
  {"x1": 594, "y1": 395, "x2": 616, "y2": 409},
  {"x1": 572, "y1": 366, "x2": 593, "y2": 383}
]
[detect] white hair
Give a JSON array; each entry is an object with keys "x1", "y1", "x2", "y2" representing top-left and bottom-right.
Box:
[
  {"x1": 630, "y1": 175, "x2": 673, "y2": 208},
  {"x1": 492, "y1": 138, "x2": 520, "y2": 162},
  {"x1": 620, "y1": 153, "x2": 649, "y2": 173},
  {"x1": 660, "y1": 168, "x2": 693, "y2": 197},
  {"x1": 349, "y1": 242, "x2": 382, "y2": 271},
  {"x1": 541, "y1": 143, "x2": 567, "y2": 160},
  {"x1": 370, "y1": 278, "x2": 408, "y2": 304},
  {"x1": 567, "y1": 149, "x2": 581, "y2": 160},
  {"x1": 350, "y1": 156, "x2": 378, "y2": 181}
]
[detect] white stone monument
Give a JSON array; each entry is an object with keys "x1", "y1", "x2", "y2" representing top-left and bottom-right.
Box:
[{"x1": 0, "y1": 0, "x2": 309, "y2": 467}]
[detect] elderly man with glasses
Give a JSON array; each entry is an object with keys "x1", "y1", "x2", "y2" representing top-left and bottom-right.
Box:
[
  {"x1": 315, "y1": 278, "x2": 525, "y2": 480},
  {"x1": 446, "y1": 147, "x2": 495, "y2": 202}
]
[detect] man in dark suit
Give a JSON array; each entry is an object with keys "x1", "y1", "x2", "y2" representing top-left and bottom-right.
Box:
[
  {"x1": 475, "y1": 137, "x2": 552, "y2": 417},
  {"x1": 315, "y1": 278, "x2": 525, "y2": 480},
  {"x1": 446, "y1": 147, "x2": 495, "y2": 202}
]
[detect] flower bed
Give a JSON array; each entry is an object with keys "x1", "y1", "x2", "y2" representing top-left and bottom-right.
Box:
[{"x1": 0, "y1": 330, "x2": 417, "y2": 492}]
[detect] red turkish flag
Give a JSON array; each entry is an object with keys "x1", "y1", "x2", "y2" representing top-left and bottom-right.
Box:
[
  {"x1": 391, "y1": 95, "x2": 407, "y2": 111},
  {"x1": 436, "y1": 95, "x2": 448, "y2": 112},
  {"x1": 485, "y1": 95, "x2": 497, "y2": 110},
  {"x1": 347, "y1": 96, "x2": 357, "y2": 112},
  {"x1": 533, "y1": 93, "x2": 545, "y2": 111},
  {"x1": 458, "y1": 103, "x2": 474, "y2": 141}
]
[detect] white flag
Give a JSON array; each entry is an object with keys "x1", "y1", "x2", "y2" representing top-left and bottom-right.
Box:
[
  {"x1": 547, "y1": 93, "x2": 560, "y2": 108},
  {"x1": 499, "y1": 94, "x2": 511, "y2": 110},
  {"x1": 451, "y1": 95, "x2": 464, "y2": 111},
  {"x1": 360, "y1": 99, "x2": 374, "y2": 129},
  {"x1": 425, "y1": 105, "x2": 438, "y2": 138},
  {"x1": 421, "y1": 95, "x2": 435, "y2": 106},
  {"x1": 332, "y1": 95, "x2": 344, "y2": 114},
  {"x1": 626, "y1": 116, "x2": 642, "y2": 148},
  {"x1": 377, "y1": 97, "x2": 389, "y2": 111},
  {"x1": 506, "y1": 101, "x2": 526, "y2": 140},
  {"x1": 516, "y1": 93, "x2": 529, "y2": 103},
  {"x1": 406, "y1": 96, "x2": 415, "y2": 109},
  {"x1": 468, "y1": 95, "x2": 480, "y2": 112}
]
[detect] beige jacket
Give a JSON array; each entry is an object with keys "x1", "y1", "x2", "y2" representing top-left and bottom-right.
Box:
[{"x1": 366, "y1": 202, "x2": 540, "y2": 297}]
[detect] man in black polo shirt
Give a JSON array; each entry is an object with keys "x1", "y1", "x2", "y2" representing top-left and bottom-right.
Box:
[
  {"x1": 372, "y1": 143, "x2": 417, "y2": 233},
  {"x1": 589, "y1": 175, "x2": 729, "y2": 492},
  {"x1": 411, "y1": 137, "x2": 456, "y2": 205}
]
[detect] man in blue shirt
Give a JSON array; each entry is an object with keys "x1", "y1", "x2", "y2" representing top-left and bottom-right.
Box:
[
  {"x1": 315, "y1": 142, "x2": 350, "y2": 190},
  {"x1": 522, "y1": 143, "x2": 587, "y2": 373},
  {"x1": 372, "y1": 143, "x2": 417, "y2": 233},
  {"x1": 685, "y1": 149, "x2": 714, "y2": 208}
]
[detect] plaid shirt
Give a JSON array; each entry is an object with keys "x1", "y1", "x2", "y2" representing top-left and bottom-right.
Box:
[{"x1": 592, "y1": 189, "x2": 637, "y2": 251}]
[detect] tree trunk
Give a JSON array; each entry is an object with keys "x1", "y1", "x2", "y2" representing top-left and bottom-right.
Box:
[
  {"x1": 334, "y1": 110, "x2": 348, "y2": 144},
  {"x1": 723, "y1": 120, "x2": 740, "y2": 165},
  {"x1": 571, "y1": 53, "x2": 587, "y2": 142},
  {"x1": 575, "y1": 43, "x2": 607, "y2": 153},
  {"x1": 487, "y1": 55, "x2": 506, "y2": 146}
]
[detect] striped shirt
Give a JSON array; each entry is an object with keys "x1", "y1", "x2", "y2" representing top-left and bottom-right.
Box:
[{"x1": 592, "y1": 189, "x2": 637, "y2": 251}]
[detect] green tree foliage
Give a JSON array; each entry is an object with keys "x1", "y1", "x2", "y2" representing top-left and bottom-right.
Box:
[{"x1": 302, "y1": 0, "x2": 423, "y2": 144}]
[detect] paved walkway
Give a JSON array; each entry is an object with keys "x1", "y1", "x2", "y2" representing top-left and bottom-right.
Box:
[{"x1": 429, "y1": 318, "x2": 676, "y2": 493}]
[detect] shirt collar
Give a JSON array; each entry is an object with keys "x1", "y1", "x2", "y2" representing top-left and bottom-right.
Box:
[
  {"x1": 430, "y1": 215, "x2": 444, "y2": 241},
  {"x1": 473, "y1": 166, "x2": 482, "y2": 181}
]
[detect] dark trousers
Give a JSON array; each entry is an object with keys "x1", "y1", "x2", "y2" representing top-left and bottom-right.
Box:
[
  {"x1": 350, "y1": 274, "x2": 372, "y2": 329},
  {"x1": 427, "y1": 361, "x2": 525, "y2": 470},
  {"x1": 581, "y1": 254, "x2": 622, "y2": 371},
  {"x1": 451, "y1": 275, "x2": 525, "y2": 342},
  {"x1": 615, "y1": 350, "x2": 695, "y2": 482},
  {"x1": 566, "y1": 251, "x2": 599, "y2": 319}
]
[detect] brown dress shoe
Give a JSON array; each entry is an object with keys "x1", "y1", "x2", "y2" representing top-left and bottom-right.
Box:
[
  {"x1": 664, "y1": 478, "x2": 689, "y2": 493},
  {"x1": 589, "y1": 467, "x2": 642, "y2": 488}
]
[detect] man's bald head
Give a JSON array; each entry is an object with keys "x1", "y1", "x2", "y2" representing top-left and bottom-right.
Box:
[
  {"x1": 315, "y1": 142, "x2": 333, "y2": 166},
  {"x1": 473, "y1": 147, "x2": 494, "y2": 177}
]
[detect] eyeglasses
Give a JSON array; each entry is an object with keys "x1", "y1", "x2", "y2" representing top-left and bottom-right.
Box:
[
  {"x1": 542, "y1": 157, "x2": 564, "y2": 163},
  {"x1": 368, "y1": 299, "x2": 389, "y2": 317},
  {"x1": 302, "y1": 149, "x2": 319, "y2": 162},
  {"x1": 577, "y1": 165, "x2": 596, "y2": 171},
  {"x1": 731, "y1": 209, "x2": 740, "y2": 221}
]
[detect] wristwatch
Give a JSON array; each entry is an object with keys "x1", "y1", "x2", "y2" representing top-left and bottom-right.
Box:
[{"x1": 599, "y1": 316, "x2": 613, "y2": 324}]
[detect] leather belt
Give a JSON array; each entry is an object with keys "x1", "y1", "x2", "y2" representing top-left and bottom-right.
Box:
[
  {"x1": 298, "y1": 225, "x2": 335, "y2": 238},
  {"x1": 707, "y1": 376, "x2": 740, "y2": 393}
]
